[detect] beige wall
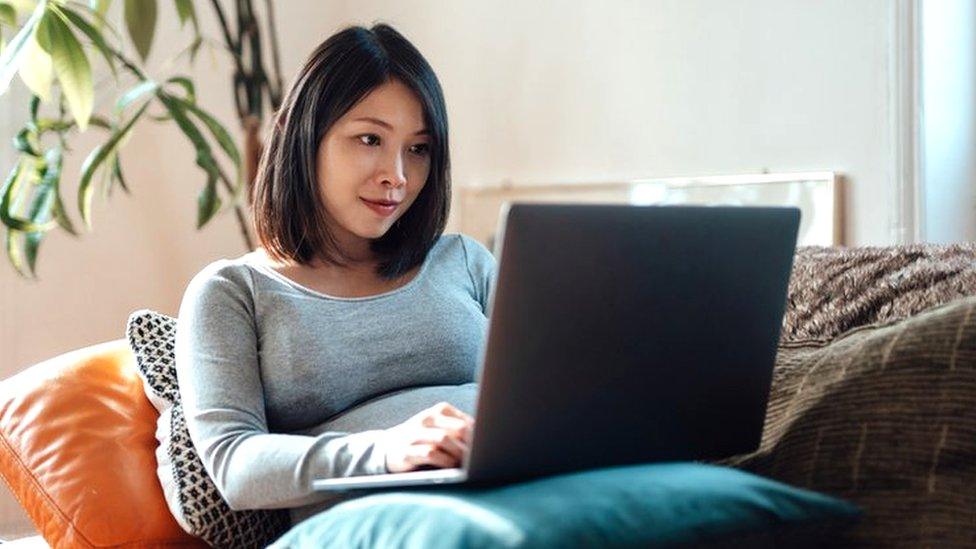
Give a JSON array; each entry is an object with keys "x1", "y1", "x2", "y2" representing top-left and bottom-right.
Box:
[{"x1": 0, "y1": 0, "x2": 903, "y2": 534}]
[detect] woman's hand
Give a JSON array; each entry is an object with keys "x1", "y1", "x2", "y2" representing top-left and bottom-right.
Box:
[{"x1": 382, "y1": 401, "x2": 475, "y2": 473}]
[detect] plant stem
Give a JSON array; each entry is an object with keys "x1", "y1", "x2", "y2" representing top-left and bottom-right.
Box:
[
  {"x1": 214, "y1": 163, "x2": 254, "y2": 250},
  {"x1": 210, "y1": 0, "x2": 247, "y2": 120},
  {"x1": 264, "y1": 0, "x2": 283, "y2": 109},
  {"x1": 243, "y1": 0, "x2": 264, "y2": 117},
  {"x1": 108, "y1": 46, "x2": 148, "y2": 81}
]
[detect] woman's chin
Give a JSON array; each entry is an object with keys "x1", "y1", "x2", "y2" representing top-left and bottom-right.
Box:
[{"x1": 354, "y1": 223, "x2": 394, "y2": 240}]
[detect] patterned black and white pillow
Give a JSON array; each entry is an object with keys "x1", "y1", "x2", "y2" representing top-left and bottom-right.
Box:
[{"x1": 126, "y1": 309, "x2": 291, "y2": 549}]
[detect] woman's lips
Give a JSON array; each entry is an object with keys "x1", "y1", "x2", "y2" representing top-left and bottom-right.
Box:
[{"x1": 360, "y1": 198, "x2": 399, "y2": 217}]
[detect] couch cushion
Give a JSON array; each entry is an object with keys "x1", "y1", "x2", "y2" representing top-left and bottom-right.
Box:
[
  {"x1": 783, "y1": 244, "x2": 976, "y2": 343},
  {"x1": 269, "y1": 462, "x2": 860, "y2": 548},
  {"x1": 724, "y1": 295, "x2": 976, "y2": 546},
  {"x1": 126, "y1": 309, "x2": 291, "y2": 548},
  {"x1": 0, "y1": 340, "x2": 207, "y2": 548}
]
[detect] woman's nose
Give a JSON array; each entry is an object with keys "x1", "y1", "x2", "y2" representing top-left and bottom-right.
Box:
[{"x1": 381, "y1": 152, "x2": 408, "y2": 188}]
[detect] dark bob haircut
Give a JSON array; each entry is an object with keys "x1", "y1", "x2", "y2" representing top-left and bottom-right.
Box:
[{"x1": 250, "y1": 23, "x2": 450, "y2": 279}]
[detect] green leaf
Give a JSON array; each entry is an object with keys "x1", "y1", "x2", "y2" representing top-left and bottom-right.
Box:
[
  {"x1": 0, "y1": 0, "x2": 44, "y2": 96},
  {"x1": 158, "y1": 92, "x2": 226, "y2": 228},
  {"x1": 13, "y1": 127, "x2": 39, "y2": 155},
  {"x1": 0, "y1": 3, "x2": 16, "y2": 26},
  {"x1": 25, "y1": 151, "x2": 59, "y2": 275},
  {"x1": 178, "y1": 97, "x2": 240, "y2": 167},
  {"x1": 99, "y1": 147, "x2": 113, "y2": 198},
  {"x1": 28, "y1": 92, "x2": 38, "y2": 119},
  {"x1": 77, "y1": 100, "x2": 148, "y2": 228},
  {"x1": 39, "y1": 145, "x2": 76, "y2": 235},
  {"x1": 0, "y1": 148, "x2": 74, "y2": 264},
  {"x1": 115, "y1": 78, "x2": 156, "y2": 113},
  {"x1": 34, "y1": 117, "x2": 68, "y2": 132},
  {"x1": 174, "y1": 0, "x2": 194, "y2": 30},
  {"x1": 52, "y1": 192, "x2": 76, "y2": 234},
  {"x1": 123, "y1": 0, "x2": 155, "y2": 62},
  {"x1": 0, "y1": 161, "x2": 21, "y2": 225},
  {"x1": 1, "y1": 162, "x2": 30, "y2": 278},
  {"x1": 196, "y1": 173, "x2": 220, "y2": 228},
  {"x1": 36, "y1": 10, "x2": 93, "y2": 131},
  {"x1": 38, "y1": 147, "x2": 63, "y2": 194},
  {"x1": 173, "y1": 0, "x2": 199, "y2": 67},
  {"x1": 38, "y1": 145, "x2": 76, "y2": 236},
  {"x1": 5, "y1": 226, "x2": 31, "y2": 278},
  {"x1": 112, "y1": 151, "x2": 129, "y2": 194},
  {"x1": 84, "y1": 0, "x2": 119, "y2": 38},
  {"x1": 165, "y1": 75, "x2": 193, "y2": 103},
  {"x1": 187, "y1": 34, "x2": 202, "y2": 64},
  {"x1": 18, "y1": 28, "x2": 52, "y2": 100},
  {"x1": 33, "y1": 110, "x2": 109, "y2": 134},
  {"x1": 87, "y1": 112, "x2": 111, "y2": 129},
  {"x1": 24, "y1": 221, "x2": 44, "y2": 275},
  {"x1": 90, "y1": 0, "x2": 110, "y2": 20},
  {"x1": 7, "y1": 0, "x2": 36, "y2": 15},
  {"x1": 158, "y1": 91, "x2": 220, "y2": 176},
  {"x1": 0, "y1": 158, "x2": 57, "y2": 232},
  {"x1": 57, "y1": 5, "x2": 117, "y2": 77}
]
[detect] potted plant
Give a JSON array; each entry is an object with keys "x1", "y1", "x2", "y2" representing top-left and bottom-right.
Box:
[{"x1": 0, "y1": 0, "x2": 283, "y2": 278}]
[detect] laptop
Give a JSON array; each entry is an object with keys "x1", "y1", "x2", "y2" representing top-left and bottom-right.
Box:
[{"x1": 313, "y1": 203, "x2": 800, "y2": 491}]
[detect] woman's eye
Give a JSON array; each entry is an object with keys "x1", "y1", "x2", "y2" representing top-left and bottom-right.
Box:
[
  {"x1": 357, "y1": 135, "x2": 428, "y2": 156},
  {"x1": 358, "y1": 134, "x2": 380, "y2": 146}
]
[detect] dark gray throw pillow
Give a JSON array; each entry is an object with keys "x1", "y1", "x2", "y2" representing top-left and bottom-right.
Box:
[{"x1": 126, "y1": 309, "x2": 291, "y2": 549}]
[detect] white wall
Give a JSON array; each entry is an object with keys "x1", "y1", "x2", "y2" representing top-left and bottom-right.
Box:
[
  {"x1": 921, "y1": 0, "x2": 976, "y2": 242},
  {"x1": 0, "y1": 0, "x2": 911, "y2": 535},
  {"x1": 331, "y1": 0, "x2": 903, "y2": 245}
]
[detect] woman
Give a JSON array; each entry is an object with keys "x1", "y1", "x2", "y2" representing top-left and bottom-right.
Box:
[{"x1": 174, "y1": 23, "x2": 495, "y2": 526}]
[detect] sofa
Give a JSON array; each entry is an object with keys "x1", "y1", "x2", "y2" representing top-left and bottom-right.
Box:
[{"x1": 0, "y1": 244, "x2": 974, "y2": 548}]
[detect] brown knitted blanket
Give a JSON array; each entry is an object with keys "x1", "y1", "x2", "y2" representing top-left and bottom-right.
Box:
[{"x1": 782, "y1": 244, "x2": 976, "y2": 342}]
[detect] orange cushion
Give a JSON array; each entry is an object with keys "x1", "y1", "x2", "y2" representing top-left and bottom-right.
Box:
[{"x1": 0, "y1": 339, "x2": 208, "y2": 548}]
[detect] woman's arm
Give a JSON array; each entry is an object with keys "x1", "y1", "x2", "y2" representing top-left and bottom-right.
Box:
[
  {"x1": 175, "y1": 263, "x2": 389, "y2": 511},
  {"x1": 459, "y1": 234, "x2": 497, "y2": 313}
]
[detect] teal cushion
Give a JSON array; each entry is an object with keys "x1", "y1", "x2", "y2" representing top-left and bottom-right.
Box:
[{"x1": 270, "y1": 463, "x2": 860, "y2": 548}]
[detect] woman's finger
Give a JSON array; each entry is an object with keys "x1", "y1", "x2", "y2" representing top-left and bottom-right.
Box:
[
  {"x1": 407, "y1": 445, "x2": 458, "y2": 469},
  {"x1": 421, "y1": 406, "x2": 472, "y2": 429},
  {"x1": 426, "y1": 413, "x2": 473, "y2": 445},
  {"x1": 450, "y1": 409, "x2": 475, "y2": 432},
  {"x1": 428, "y1": 415, "x2": 469, "y2": 438},
  {"x1": 411, "y1": 427, "x2": 467, "y2": 461},
  {"x1": 431, "y1": 403, "x2": 475, "y2": 433},
  {"x1": 430, "y1": 401, "x2": 471, "y2": 422}
]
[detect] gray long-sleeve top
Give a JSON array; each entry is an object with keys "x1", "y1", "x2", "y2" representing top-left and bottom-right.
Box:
[{"x1": 174, "y1": 234, "x2": 496, "y2": 524}]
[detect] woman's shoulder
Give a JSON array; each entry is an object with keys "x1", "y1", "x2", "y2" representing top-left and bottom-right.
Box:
[
  {"x1": 183, "y1": 253, "x2": 258, "y2": 299},
  {"x1": 431, "y1": 233, "x2": 493, "y2": 265},
  {"x1": 430, "y1": 233, "x2": 496, "y2": 286}
]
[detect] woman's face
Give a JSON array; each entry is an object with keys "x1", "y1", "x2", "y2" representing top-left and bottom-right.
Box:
[{"x1": 316, "y1": 79, "x2": 432, "y2": 251}]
